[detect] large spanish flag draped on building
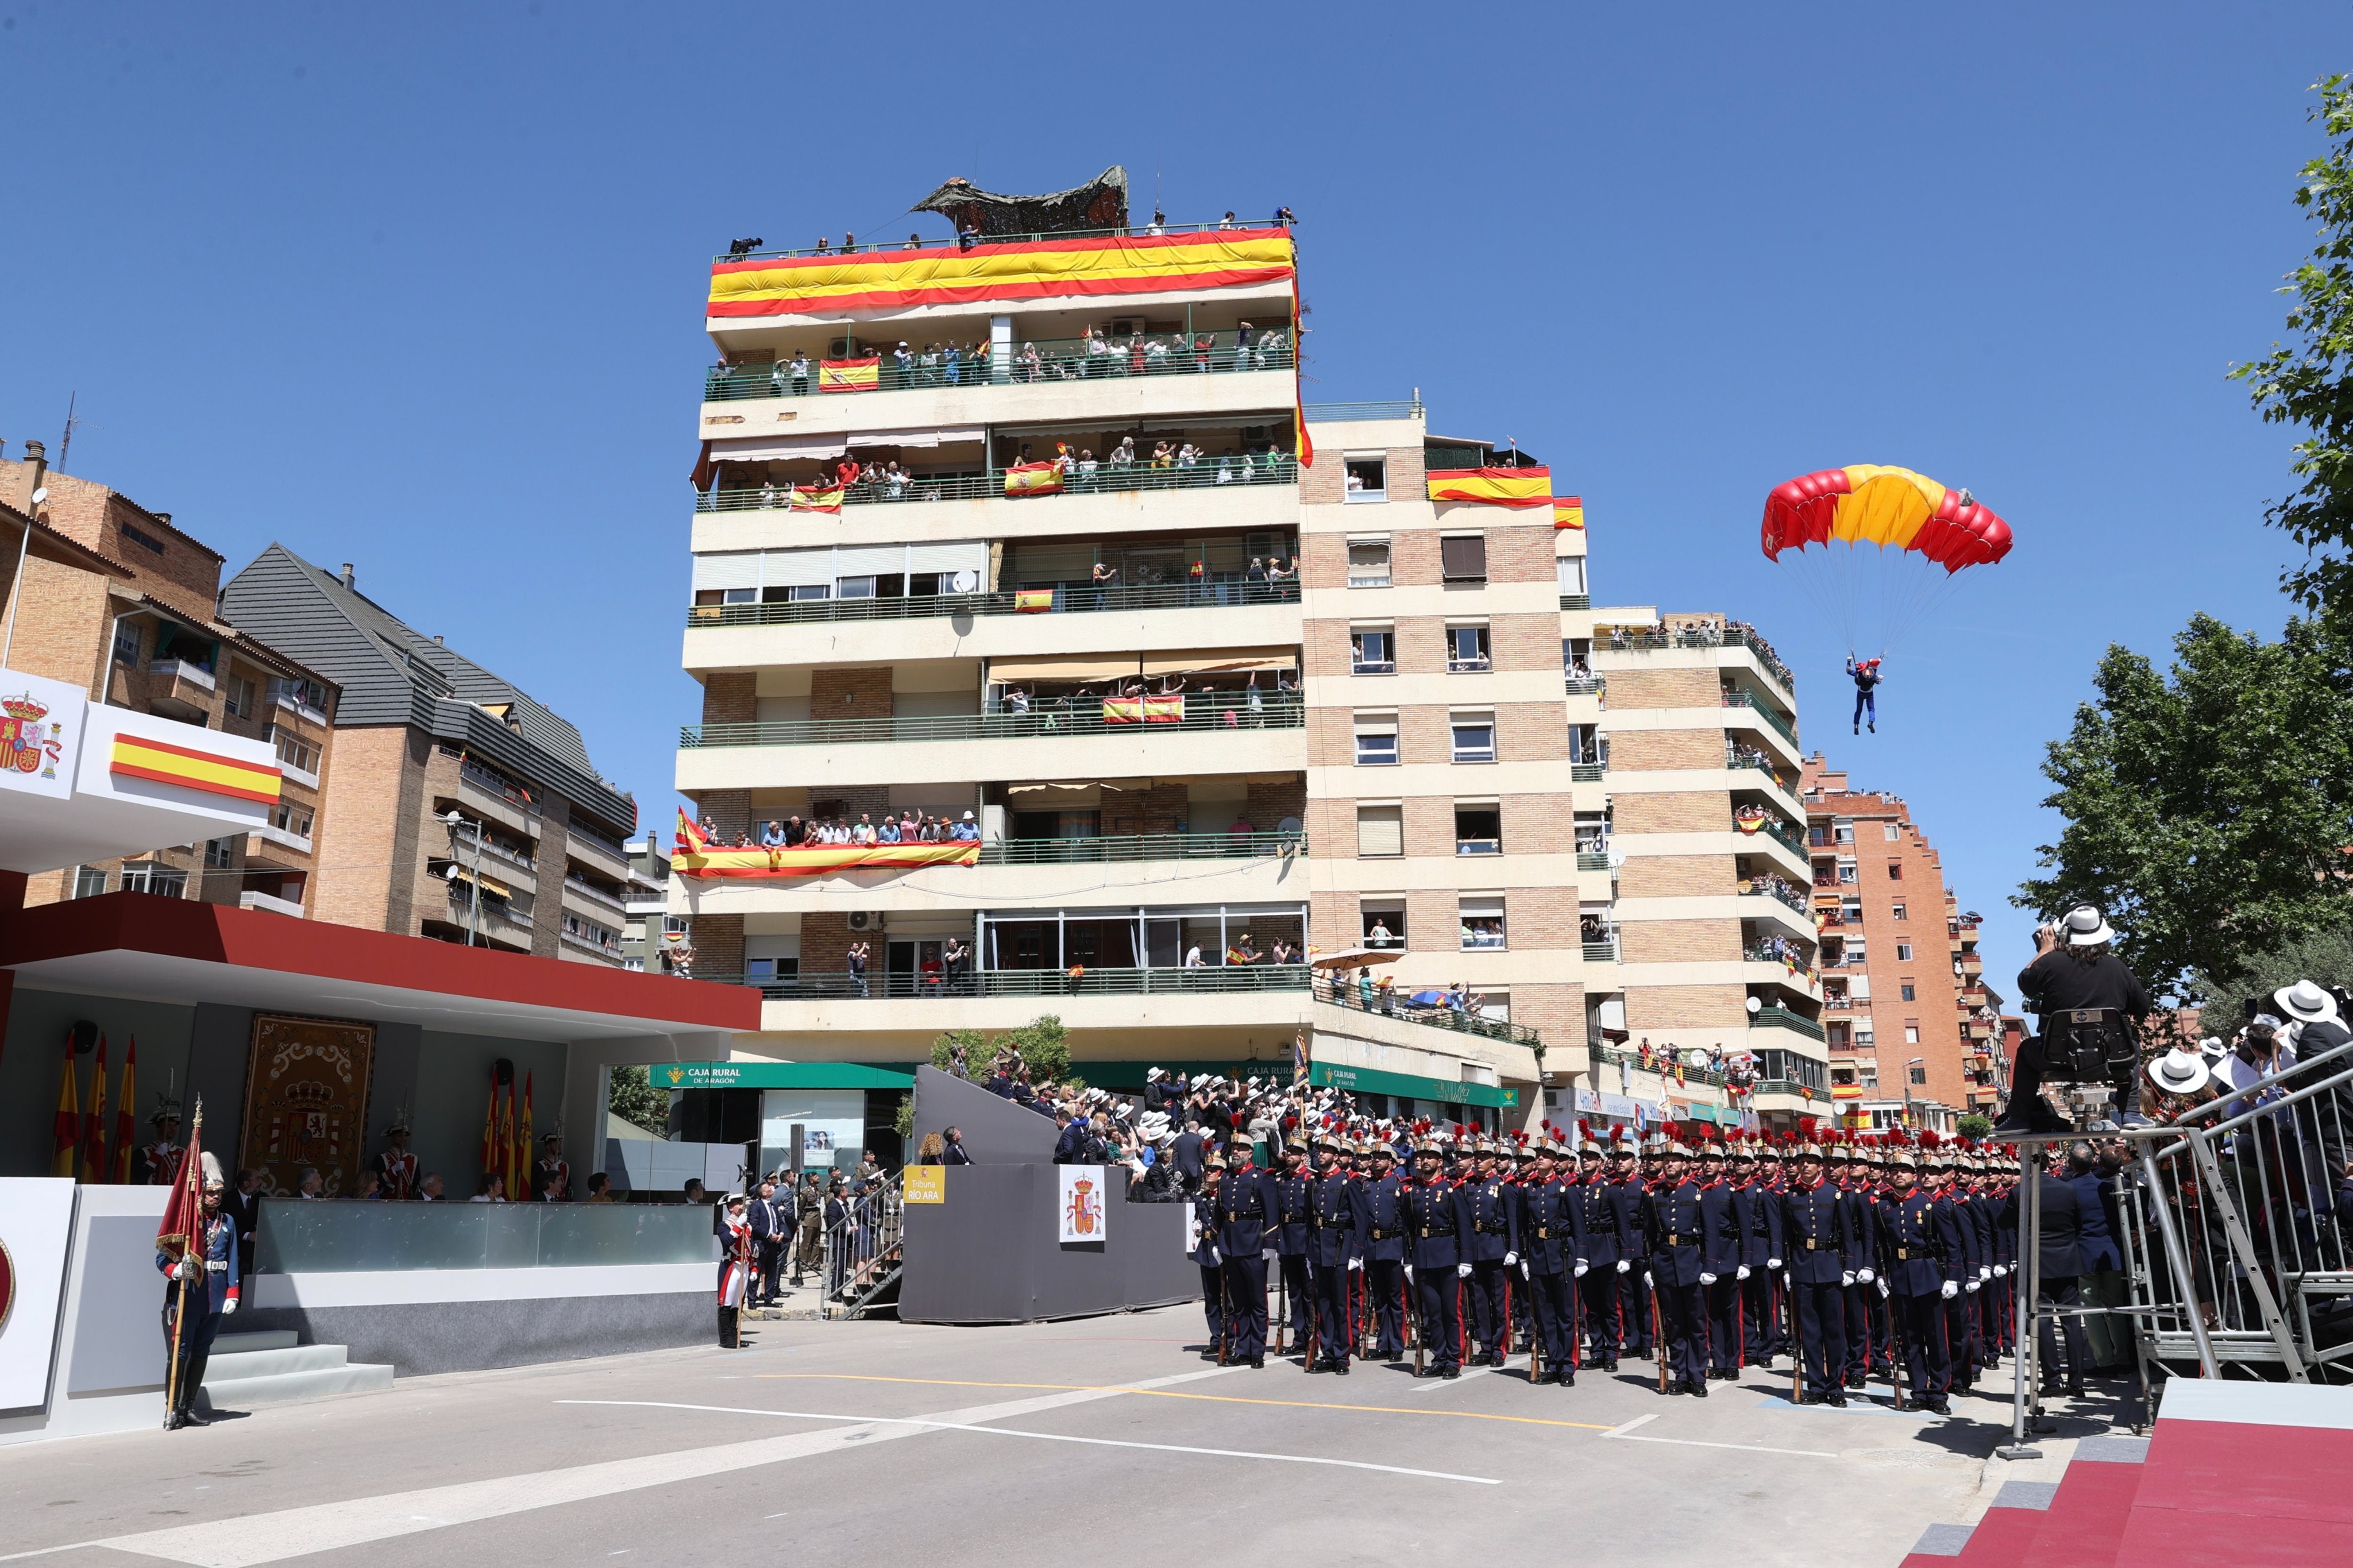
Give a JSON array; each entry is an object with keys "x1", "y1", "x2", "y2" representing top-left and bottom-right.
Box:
[
  {"x1": 1427, "y1": 467, "x2": 1553, "y2": 509},
  {"x1": 110, "y1": 734, "x2": 282, "y2": 804},
  {"x1": 709, "y1": 229, "x2": 1297, "y2": 318},
  {"x1": 1554, "y1": 495, "x2": 1586, "y2": 530},
  {"x1": 672, "y1": 809, "x2": 978, "y2": 880}
]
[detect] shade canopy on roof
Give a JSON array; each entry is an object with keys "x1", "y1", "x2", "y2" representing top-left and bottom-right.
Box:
[{"x1": 911, "y1": 167, "x2": 1129, "y2": 237}]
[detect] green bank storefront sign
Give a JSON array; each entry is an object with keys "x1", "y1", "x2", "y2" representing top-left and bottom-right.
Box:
[
  {"x1": 1309, "y1": 1061, "x2": 1519, "y2": 1110},
  {"x1": 649, "y1": 1062, "x2": 915, "y2": 1091}
]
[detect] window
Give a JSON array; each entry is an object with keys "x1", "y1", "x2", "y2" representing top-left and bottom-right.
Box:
[
  {"x1": 271, "y1": 801, "x2": 315, "y2": 838},
  {"x1": 1569, "y1": 724, "x2": 1600, "y2": 764},
  {"x1": 1440, "y1": 534, "x2": 1487, "y2": 585},
  {"x1": 1343, "y1": 456, "x2": 1387, "y2": 501},
  {"x1": 1460, "y1": 894, "x2": 1506, "y2": 949},
  {"x1": 1355, "y1": 804, "x2": 1403, "y2": 858},
  {"x1": 1860, "y1": 1069, "x2": 1880, "y2": 1089},
  {"x1": 265, "y1": 725, "x2": 321, "y2": 775},
  {"x1": 1836, "y1": 858, "x2": 1857, "y2": 884},
  {"x1": 1851, "y1": 974, "x2": 1872, "y2": 1001},
  {"x1": 1888, "y1": 861, "x2": 1902, "y2": 880},
  {"x1": 121, "y1": 522, "x2": 167, "y2": 555},
  {"x1": 1904, "y1": 1025, "x2": 1921, "y2": 1045},
  {"x1": 1361, "y1": 898, "x2": 1406, "y2": 948},
  {"x1": 1556, "y1": 556, "x2": 1587, "y2": 596},
  {"x1": 1350, "y1": 627, "x2": 1395, "y2": 674},
  {"x1": 1450, "y1": 711, "x2": 1496, "y2": 763},
  {"x1": 120, "y1": 862, "x2": 188, "y2": 898},
  {"x1": 1454, "y1": 804, "x2": 1502, "y2": 856},
  {"x1": 1909, "y1": 1061, "x2": 1928, "y2": 1086},
  {"x1": 268, "y1": 675, "x2": 326, "y2": 712},
  {"x1": 1847, "y1": 937, "x2": 1867, "y2": 964},
  {"x1": 1347, "y1": 539, "x2": 1391, "y2": 588},
  {"x1": 1353, "y1": 714, "x2": 1399, "y2": 767},
  {"x1": 1891, "y1": 903, "x2": 1907, "y2": 921},
  {"x1": 1896, "y1": 941, "x2": 1913, "y2": 961},
  {"x1": 1899, "y1": 982, "x2": 1916, "y2": 1002},
  {"x1": 1856, "y1": 1021, "x2": 1876, "y2": 1049},
  {"x1": 835, "y1": 576, "x2": 877, "y2": 599},
  {"x1": 111, "y1": 621, "x2": 142, "y2": 666},
  {"x1": 1446, "y1": 624, "x2": 1491, "y2": 671},
  {"x1": 205, "y1": 837, "x2": 237, "y2": 869},
  {"x1": 1883, "y1": 822, "x2": 1901, "y2": 841},
  {"x1": 223, "y1": 675, "x2": 256, "y2": 718},
  {"x1": 71, "y1": 866, "x2": 107, "y2": 899},
  {"x1": 1833, "y1": 817, "x2": 1855, "y2": 844}
]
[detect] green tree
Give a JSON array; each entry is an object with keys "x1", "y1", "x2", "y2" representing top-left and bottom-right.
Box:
[
  {"x1": 1004, "y1": 1014, "x2": 1073, "y2": 1086},
  {"x1": 2193, "y1": 916, "x2": 2353, "y2": 1031},
  {"x1": 1955, "y1": 1113, "x2": 1993, "y2": 1141},
  {"x1": 930, "y1": 1028, "x2": 986, "y2": 1072},
  {"x1": 892, "y1": 1091, "x2": 915, "y2": 1142},
  {"x1": 606, "y1": 1064, "x2": 669, "y2": 1137},
  {"x1": 2016, "y1": 612, "x2": 2353, "y2": 1000},
  {"x1": 2234, "y1": 76, "x2": 2353, "y2": 611}
]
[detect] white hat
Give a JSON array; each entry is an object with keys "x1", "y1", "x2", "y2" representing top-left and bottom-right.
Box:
[
  {"x1": 2198, "y1": 1036, "x2": 2227, "y2": 1062},
  {"x1": 2150, "y1": 1044, "x2": 2211, "y2": 1097},
  {"x1": 1147, "y1": 1067, "x2": 1164, "y2": 1080},
  {"x1": 2060, "y1": 906, "x2": 2115, "y2": 947},
  {"x1": 962, "y1": 810, "x2": 975, "y2": 820},
  {"x1": 2275, "y1": 980, "x2": 2339, "y2": 1025}
]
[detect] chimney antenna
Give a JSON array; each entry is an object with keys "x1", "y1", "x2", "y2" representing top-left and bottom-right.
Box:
[{"x1": 59, "y1": 392, "x2": 92, "y2": 470}]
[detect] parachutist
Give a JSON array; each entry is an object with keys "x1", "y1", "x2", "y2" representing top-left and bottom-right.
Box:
[{"x1": 1846, "y1": 655, "x2": 1881, "y2": 734}]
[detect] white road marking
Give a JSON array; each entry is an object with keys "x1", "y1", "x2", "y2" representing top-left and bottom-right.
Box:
[
  {"x1": 1603, "y1": 1415, "x2": 1837, "y2": 1460},
  {"x1": 74, "y1": 1372, "x2": 1237, "y2": 1567},
  {"x1": 1600, "y1": 1413, "x2": 1659, "y2": 1438},
  {"x1": 561, "y1": 1398, "x2": 1499, "y2": 1485}
]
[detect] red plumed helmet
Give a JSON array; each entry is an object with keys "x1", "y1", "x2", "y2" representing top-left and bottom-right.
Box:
[{"x1": 1920, "y1": 1130, "x2": 1942, "y2": 1151}]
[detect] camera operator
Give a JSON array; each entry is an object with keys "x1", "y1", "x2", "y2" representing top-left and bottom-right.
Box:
[{"x1": 1995, "y1": 906, "x2": 2151, "y2": 1137}]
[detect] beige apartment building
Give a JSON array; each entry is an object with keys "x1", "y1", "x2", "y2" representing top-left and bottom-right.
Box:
[
  {"x1": 1, "y1": 442, "x2": 340, "y2": 916},
  {"x1": 218, "y1": 546, "x2": 641, "y2": 965},
  {"x1": 1801, "y1": 755, "x2": 1999, "y2": 1129}
]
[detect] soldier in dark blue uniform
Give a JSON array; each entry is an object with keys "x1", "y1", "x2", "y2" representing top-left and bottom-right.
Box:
[
  {"x1": 1216, "y1": 1141, "x2": 1277, "y2": 1368},
  {"x1": 1359, "y1": 1140, "x2": 1410, "y2": 1360},
  {"x1": 156, "y1": 1151, "x2": 240, "y2": 1430},
  {"x1": 1879, "y1": 1138, "x2": 1962, "y2": 1414},
  {"x1": 1461, "y1": 1137, "x2": 1519, "y2": 1367},
  {"x1": 1518, "y1": 1131, "x2": 1585, "y2": 1385},
  {"x1": 1304, "y1": 1128, "x2": 1367, "y2": 1373},
  {"x1": 1645, "y1": 1129, "x2": 1714, "y2": 1395},
  {"x1": 1403, "y1": 1138, "x2": 1473, "y2": 1378},
  {"x1": 1732, "y1": 1137, "x2": 1784, "y2": 1369},
  {"x1": 1694, "y1": 1135, "x2": 1750, "y2": 1380},
  {"x1": 1572, "y1": 1127, "x2": 1626, "y2": 1369},
  {"x1": 1270, "y1": 1134, "x2": 1315, "y2": 1354},
  {"x1": 1191, "y1": 1153, "x2": 1228, "y2": 1357},
  {"x1": 1607, "y1": 1131, "x2": 1653, "y2": 1357},
  {"x1": 1780, "y1": 1134, "x2": 1853, "y2": 1406},
  {"x1": 1827, "y1": 1137, "x2": 1877, "y2": 1389}
]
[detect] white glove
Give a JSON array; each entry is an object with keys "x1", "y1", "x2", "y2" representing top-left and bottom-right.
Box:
[
  {"x1": 1503, "y1": 1250, "x2": 1518, "y2": 1266},
  {"x1": 1766, "y1": 1257, "x2": 1781, "y2": 1270},
  {"x1": 1699, "y1": 1272, "x2": 1717, "y2": 1285},
  {"x1": 1519, "y1": 1261, "x2": 1530, "y2": 1280},
  {"x1": 1877, "y1": 1279, "x2": 1890, "y2": 1298},
  {"x1": 1858, "y1": 1268, "x2": 1875, "y2": 1284},
  {"x1": 1939, "y1": 1280, "x2": 1959, "y2": 1300},
  {"x1": 1206, "y1": 1248, "x2": 1221, "y2": 1266},
  {"x1": 1644, "y1": 1271, "x2": 1654, "y2": 1288},
  {"x1": 1617, "y1": 1260, "x2": 1631, "y2": 1275},
  {"x1": 1783, "y1": 1272, "x2": 1793, "y2": 1288},
  {"x1": 1841, "y1": 1270, "x2": 1855, "y2": 1287},
  {"x1": 1404, "y1": 1265, "x2": 1415, "y2": 1282},
  {"x1": 1736, "y1": 1265, "x2": 1752, "y2": 1281},
  {"x1": 1573, "y1": 1262, "x2": 1590, "y2": 1278},
  {"x1": 1457, "y1": 1263, "x2": 1472, "y2": 1278},
  {"x1": 1979, "y1": 1266, "x2": 1993, "y2": 1282},
  {"x1": 1347, "y1": 1257, "x2": 1363, "y2": 1272},
  {"x1": 1965, "y1": 1280, "x2": 1981, "y2": 1293},
  {"x1": 222, "y1": 1297, "x2": 239, "y2": 1315},
  {"x1": 1992, "y1": 1264, "x2": 2008, "y2": 1279}
]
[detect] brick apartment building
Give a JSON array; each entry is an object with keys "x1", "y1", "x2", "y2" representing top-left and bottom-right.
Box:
[
  {"x1": 1802, "y1": 753, "x2": 2000, "y2": 1128},
  {"x1": 1, "y1": 441, "x2": 340, "y2": 916},
  {"x1": 218, "y1": 546, "x2": 640, "y2": 965}
]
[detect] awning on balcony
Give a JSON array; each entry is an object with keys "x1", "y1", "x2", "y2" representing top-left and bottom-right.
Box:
[
  {"x1": 988, "y1": 654, "x2": 1141, "y2": 683},
  {"x1": 448, "y1": 865, "x2": 512, "y2": 899},
  {"x1": 1139, "y1": 647, "x2": 1297, "y2": 676},
  {"x1": 712, "y1": 427, "x2": 988, "y2": 464}
]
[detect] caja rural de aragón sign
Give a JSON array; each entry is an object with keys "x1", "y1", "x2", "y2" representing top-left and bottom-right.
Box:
[{"x1": 1308, "y1": 1062, "x2": 1518, "y2": 1110}]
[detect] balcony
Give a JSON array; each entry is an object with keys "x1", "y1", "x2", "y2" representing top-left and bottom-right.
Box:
[
  {"x1": 1570, "y1": 763, "x2": 1606, "y2": 783},
  {"x1": 704, "y1": 333, "x2": 1295, "y2": 402},
  {"x1": 677, "y1": 833, "x2": 1308, "y2": 913},
  {"x1": 568, "y1": 825, "x2": 631, "y2": 880},
  {"x1": 1603, "y1": 625, "x2": 1797, "y2": 698},
  {"x1": 1582, "y1": 940, "x2": 1619, "y2": 963},
  {"x1": 1741, "y1": 875, "x2": 1811, "y2": 917},
  {"x1": 695, "y1": 457, "x2": 1300, "y2": 514},
  {"x1": 1750, "y1": 1005, "x2": 1827, "y2": 1041},
  {"x1": 711, "y1": 962, "x2": 1311, "y2": 1002},
  {"x1": 1559, "y1": 593, "x2": 1591, "y2": 611},
  {"x1": 981, "y1": 831, "x2": 1299, "y2": 865},
  {"x1": 689, "y1": 577, "x2": 1299, "y2": 631},
  {"x1": 238, "y1": 889, "x2": 305, "y2": 918},
  {"x1": 457, "y1": 756, "x2": 539, "y2": 818},
  {"x1": 563, "y1": 875, "x2": 627, "y2": 916},
  {"x1": 1721, "y1": 690, "x2": 1799, "y2": 754},
  {"x1": 1575, "y1": 850, "x2": 1611, "y2": 871},
  {"x1": 682, "y1": 692, "x2": 1303, "y2": 750},
  {"x1": 1314, "y1": 971, "x2": 1542, "y2": 1050},
  {"x1": 1563, "y1": 674, "x2": 1604, "y2": 696}
]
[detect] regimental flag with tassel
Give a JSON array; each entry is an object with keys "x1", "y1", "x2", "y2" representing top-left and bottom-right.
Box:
[
  {"x1": 51, "y1": 1031, "x2": 79, "y2": 1179},
  {"x1": 156, "y1": 1099, "x2": 206, "y2": 1257},
  {"x1": 82, "y1": 1034, "x2": 110, "y2": 1184},
  {"x1": 516, "y1": 1072, "x2": 535, "y2": 1200},
  {"x1": 114, "y1": 1036, "x2": 139, "y2": 1185},
  {"x1": 501, "y1": 1074, "x2": 523, "y2": 1203},
  {"x1": 479, "y1": 1068, "x2": 500, "y2": 1188}
]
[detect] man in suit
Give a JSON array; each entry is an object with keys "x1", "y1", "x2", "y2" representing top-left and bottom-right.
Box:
[
  {"x1": 2007, "y1": 1148, "x2": 2092, "y2": 1397},
  {"x1": 746, "y1": 1181, "x2": 785, "y2": 1306},
  {"x1": 2065, "y1": 1140, "x2": 2127, "y2": 1373},
  {"x1": 1191, "y1": 1155, "x2": 1228, "y2": 1356},
  {"x1": 1171, "y1": 1119, "x2": 1208, "y2": 1186},
  {"x1": 1646, "y1": 1130, "x2": 1714, "y2": 1396},
  {"x1": 1460, "y1": 1138, "x2": 1519, "y2": 1368}
]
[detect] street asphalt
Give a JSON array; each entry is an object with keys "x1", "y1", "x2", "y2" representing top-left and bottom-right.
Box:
[{"x1": 0, "y1": 1307, "x2": 2148, "y2": 1567}]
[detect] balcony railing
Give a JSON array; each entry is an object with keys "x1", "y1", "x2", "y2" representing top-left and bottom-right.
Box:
[
  {"x1": 1721, "y1": 690, "x2": 1797, "y2": 747},
  {"x1": 1570, "y1": 763, "x2": 1605, "y2": 782},
  {"x1": 458, "y1": 758, "x2": 539, "y2": 816},
  {"x1": 718, "y1": 219, "x2": 1292, "y2": 264},
  {"x1": 1581, "y1": 941, "x2": 1619, "y2": 963},
  {"x1": 1752, "y1": 1077, "x2": 1830, "y2": 1103},
  {"x1": 1750, "y1": 1005, "x2": 1827, "y2": 1041},
  {"x1": 688, "y1": 578, "x2": 1300, "y2": 629},
  {"x1": 696, "y1": 457, "x2": 1300, "y2": 513},
  {"x1": 705, "y1": 334, "x2": 1295, "y2": 400},
  {"x1": 1559, "y1": 593, "x2": 1591, "y2": 611},
  {"x1": 1606, "y1": 626, "x2": 1797, "y2": 693},
  {"x1": 681, "y1": 693, "x2": 1304, "y2": 749},
  {"x1": 1315, "y1": 971, "x2": 1542, "y2": 1049},
  {"x1": 1563, "y1": 675, "x2": 1603, "y2": 696},
  {"x1": 1595, "y1": 1044, "x2": 1728, "y2": 1087},
  {"x1": 979, "y1": 831, "x2": 1300, "y2": 864},
  {"x1": 1725, "y1": 744, "x2": 1795, "y2": 790},
  {"x1": 1575, "y1": 850, "x2": 1611, "y2": 871},
  {"x1": 705, "y1": 963, "x2": 1312, "y2": 1001},
  {"x1": 1744, "y1": 878, "x2": 1811, "y2": 916}
]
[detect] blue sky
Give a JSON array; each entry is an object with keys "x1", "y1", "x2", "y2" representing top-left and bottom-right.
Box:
[{"x1": 5, "y1": 2, "x2": 2348, "y2": 988}]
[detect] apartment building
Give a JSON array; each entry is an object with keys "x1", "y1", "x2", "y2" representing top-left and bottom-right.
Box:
[
  {"x1": 1575, "y1": 608, "x2": 1832, "y2": 1133},
  {"x1": 218, "y1": 546, "x2": 640, "y2": 964},
  {"x1": 1800, "y1": 754, "x2": 1996, "y2": 1129},
  {"x1": 672, "y1": 207, "x2": 1559, "y2": 1122},
  {"x1": 1, "y1": 442, "x2": 341, "y2": 916}
]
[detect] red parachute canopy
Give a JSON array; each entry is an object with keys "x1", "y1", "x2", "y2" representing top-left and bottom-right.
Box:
[{"x1": 1762, "y1": 465, "x2": 2012, "y2": 573}]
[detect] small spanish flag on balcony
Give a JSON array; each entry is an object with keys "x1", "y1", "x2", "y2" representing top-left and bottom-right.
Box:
[
  {"x1": 1555, "y1": 495, "x2": 1586, "y2": 530},
  {"x1": 1003, "y1": 462, "x2": 1063, "y2": 499},
  {"x1": 1427, "y1": 467, "x2": 1553, "y2": 509},
  {"x1": 110, "y1": 735, "x2": 281, "y2": 804},
  {"x1": 1830, "y1": 1083, "x2": 1863, "y2": 1100},
  {"x1": 674, "y1": 807, "x2": 709, "y2": 855},
  {"x1": 784, "y1": 485, "x2": 843, "y2": 514},
  {"x1": 817, "y1": 357, "x2": 878, "y2": 393},
  {"x1": 1013, "y1": 589, "x2": 1054, "y2": 612}
]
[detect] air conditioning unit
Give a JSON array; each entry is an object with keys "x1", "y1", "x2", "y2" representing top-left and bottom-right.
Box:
[{"x1": 847, "y1": 911, "x2": 885, "y2": 933}]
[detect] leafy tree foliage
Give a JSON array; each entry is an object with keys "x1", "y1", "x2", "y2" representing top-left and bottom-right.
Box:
[{"x1": 606, "y1": 1063, "x2": 669, "y2": 1137}]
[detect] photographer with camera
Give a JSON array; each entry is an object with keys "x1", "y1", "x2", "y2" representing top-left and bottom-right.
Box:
[{"x1": 1995, "y1": 906, "x2": 2152, "y2": 1137}]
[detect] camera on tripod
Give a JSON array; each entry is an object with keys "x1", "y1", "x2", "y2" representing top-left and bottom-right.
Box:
[{"x1": 2041, "y1": 1007, "x2": 2135, "y2": 1084}]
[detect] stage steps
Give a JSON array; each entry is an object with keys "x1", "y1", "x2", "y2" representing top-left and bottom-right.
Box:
[{"x1": 196, "y1": 1328, "x2": 394, "y2": 1412}]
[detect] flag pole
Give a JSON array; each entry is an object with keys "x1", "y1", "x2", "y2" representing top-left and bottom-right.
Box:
[{"x1": 163, "y1": 1098, "x2": 204, "y2": 1426}]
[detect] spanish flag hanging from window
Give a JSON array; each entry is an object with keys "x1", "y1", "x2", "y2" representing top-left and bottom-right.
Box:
[
  {"x1": 1554, "y1": 495, "x2": 1586, "y2": 530},
  {"x1": 1004, "y1": 462, "x2": 1063, "y2": 499},
  {"x1": 1427, "y1": 467, "x2": 1553, "y2": 509},
  {"x1": 818, "y1": 357, "x2": 879, "y2": 393},
  {"x1": 1013, "y1": 589, "x2": 1055, "y2": 612}
]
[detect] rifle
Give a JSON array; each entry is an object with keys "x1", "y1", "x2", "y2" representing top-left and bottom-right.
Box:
[
  {"x1": 1653, "y1": 1283, "x2": 1669, "y2": 1394},
  {"x1": 1275, "y1": 1256, "x2": 1288, "y2": 1357},
  {"x1": 1526, "y1": 1264, "x2": 1542, "y2": 1383},
  {"x1": 1787, "y1": 1270, "x2": 1802, "y2": 1404},
  {"x1": 1410, "y1": 1265, "x2": 1426, "y2": 1377}
]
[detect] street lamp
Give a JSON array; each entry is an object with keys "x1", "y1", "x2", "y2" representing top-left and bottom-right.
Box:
[
  {"x1": 443, "y1": 809, "x2": 485, "y2": 947},
  {"x1": 1903, "y1": 1055, "x2": 1924, "y2": 1129}
]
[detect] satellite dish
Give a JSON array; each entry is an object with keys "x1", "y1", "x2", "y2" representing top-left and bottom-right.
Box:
[
  {"x1": 29, "y1": 486, "x2": 48, "y2": 505},
  {"x1": 1745, "y1": 996, "x2": 1763, "y2": 1014},
  {"x1": 950, "y1": 569, "x2": 978, "y2": 593}
]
